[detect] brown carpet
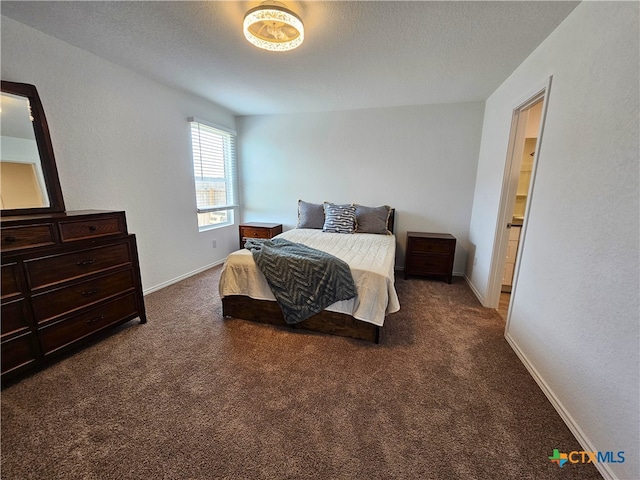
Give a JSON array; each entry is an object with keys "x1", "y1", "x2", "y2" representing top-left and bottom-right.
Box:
[{"x1": 1, "y1": 266, "x2": 602, "y2": 480}]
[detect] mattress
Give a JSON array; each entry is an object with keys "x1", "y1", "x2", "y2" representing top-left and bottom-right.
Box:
[{"x1": 219, "y1": 228, "x2": 400, "y2": 326}]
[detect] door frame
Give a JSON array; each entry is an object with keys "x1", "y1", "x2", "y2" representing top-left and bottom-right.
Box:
[{"x1": 487, "y1": 76, "x2": 553, "y2": 317}]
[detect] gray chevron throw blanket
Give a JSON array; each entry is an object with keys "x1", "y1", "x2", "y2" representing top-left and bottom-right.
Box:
[{"x1": 245, "y1": 237, "x2": 357, "y2": 324}]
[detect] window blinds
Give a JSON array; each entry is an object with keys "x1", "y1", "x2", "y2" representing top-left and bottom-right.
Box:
[{"x1": 189, "y1": 118, "x2": 238, "y2": 214}]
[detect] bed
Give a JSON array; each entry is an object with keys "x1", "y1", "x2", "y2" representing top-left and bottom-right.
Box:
[{"x1": 219, "y1": 203, "x2": 400, "y2": 343}]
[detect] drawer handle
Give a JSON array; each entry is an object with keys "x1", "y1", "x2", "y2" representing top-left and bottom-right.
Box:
[
  {"x1": 89, "y1": 226, "x2": 98, "y2": 232},
  {"x1": 76, "y1": 259, "x2": 95, "y2": 266},
  {"x1": 81, "y1": 288, "x2": 99, "y2": 296},
  {"x1": 86, "y1": 315, "x2": 104, "y2": 325},
  {"x1": 4, "y1": 236, "x2": 16, "y2": 243}
]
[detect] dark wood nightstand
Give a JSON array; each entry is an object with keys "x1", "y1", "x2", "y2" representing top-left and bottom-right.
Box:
[
  {"x1": 404, "y1": 232, "x2": 456, "y2": 283},
  {"x1": 238, "y1": 222, "x2": 283, "y2": 249}
]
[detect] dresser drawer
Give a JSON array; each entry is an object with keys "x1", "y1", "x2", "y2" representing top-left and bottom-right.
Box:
[
  {"x1": 1, "y1": 224, "x2": 55, "y2": 252},
  {"x1": 1, "y1": 298, "x2": 30, "y2": 338},
  {"x1": 1, "y1": 332, "x2": 39, "y2": 375},
  {"x1": 25, "y1": 242, "x2": 131, "y2": 289},
  {"x1": 406, "y1": 255, "x2": 451, "y2": 276},
  {"x1": 409, "y1": 238, "x2": 453, "y2": 255},
  {"x1": 241, "y1": 227, "x2": 272, "y2": 239},
  {"x1": 1, "y1": 263, "x2": 21, "y2": 299},
  {"x1": 59, "y1": 216, "x2": 125, "y2": 242},
  {"x1": 31, "y1": 269, "x2": 136, "y2": 323},
  {"x1": 38, "y1": 293, "x2": 138, "y2": 355}
]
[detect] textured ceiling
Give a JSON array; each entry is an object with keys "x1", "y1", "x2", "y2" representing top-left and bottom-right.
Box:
[{"x1": 1, "y1": 1, "x2": 579, "y2": 116}]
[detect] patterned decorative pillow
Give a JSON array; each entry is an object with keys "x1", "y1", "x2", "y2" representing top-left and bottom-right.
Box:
[
  {"x1": 297, "y1": 200, "x2": 325, "y2": 229},
  {"x1": 322, "y1": 203, "x2": 357, "y2": 234},
  {"x1": 355, "y1": 205, "x2": 392, "y2": 234}
]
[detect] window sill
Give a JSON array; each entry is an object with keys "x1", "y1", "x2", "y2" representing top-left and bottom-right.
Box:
[{"x1": 198, "y1": 222, "x2": 234, "y2": 233}]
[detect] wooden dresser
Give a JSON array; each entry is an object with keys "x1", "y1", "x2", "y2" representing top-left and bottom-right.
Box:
[
  {"x1": 1, "y1": 210, "x2": 146, "y2": 384},
  {"x1": 404, "y1": 232, "x2": 456, "y2": 283}
]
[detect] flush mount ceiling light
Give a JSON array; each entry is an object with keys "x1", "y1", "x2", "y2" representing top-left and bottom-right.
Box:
[{"x1": 243, "y1": 1, "x2": 304, "y2": 52}]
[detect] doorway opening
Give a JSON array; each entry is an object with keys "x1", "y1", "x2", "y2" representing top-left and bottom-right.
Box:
[
  {"x1": 497, "y1": 100, "x2": 542, "y2": 318},
  {"x1": 490, "y1": 79, "x2": 551, "y2": 321}
]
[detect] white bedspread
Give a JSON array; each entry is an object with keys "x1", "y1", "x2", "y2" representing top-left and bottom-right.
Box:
[{"x1": 219, "y1": 229, "x2": 400, "y2": 326}]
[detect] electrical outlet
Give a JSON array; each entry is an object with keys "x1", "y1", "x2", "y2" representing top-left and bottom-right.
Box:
[{"x1": 212, "y1": 239, "x2": 217, "y2": 248}]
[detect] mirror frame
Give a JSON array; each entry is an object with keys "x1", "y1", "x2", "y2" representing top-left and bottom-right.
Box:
[{"x1": 1, "y1": 80, "x2": 65, "y2": 216}]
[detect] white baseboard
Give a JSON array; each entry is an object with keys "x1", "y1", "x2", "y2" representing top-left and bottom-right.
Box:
[
  {"x1": 504, "y1": 332, "x2": 617, "y2": 480},
  {"x1": 143, "y1": 259, "x2": 225, "y2": 296},
  {"x1": 464, "y1": 274, "x2": 486, "y2": 306}
]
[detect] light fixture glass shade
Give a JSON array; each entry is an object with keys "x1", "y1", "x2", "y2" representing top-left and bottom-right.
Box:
[{"x1": 243, "y1": 2, "x2": 304, "y2": 52}]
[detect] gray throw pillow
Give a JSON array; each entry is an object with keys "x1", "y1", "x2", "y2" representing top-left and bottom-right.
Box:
[
  {"x1": 355, "y1": 205, "x2": 391, "y2": 234},
  {"x1": 323, "y1": 203, "x2": 356, "y2": 234},
  {"x1": 297, "y1": 200, "x2": 325, "y2": 229}
]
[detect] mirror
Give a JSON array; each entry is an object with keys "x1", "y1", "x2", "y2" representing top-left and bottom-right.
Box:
[{"x1": 1, "y1": 81, "x2": 65, "y2": 216}]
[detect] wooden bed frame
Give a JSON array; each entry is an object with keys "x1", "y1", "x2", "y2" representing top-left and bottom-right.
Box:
[
  {"x1": 222, "y1": 209, "x2": 395, "y2": 344},
  {"x1": 222, "y1": 296, "x2": 382, "y2": 343}
]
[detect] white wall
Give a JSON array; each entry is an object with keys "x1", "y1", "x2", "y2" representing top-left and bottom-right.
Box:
[
  {"x1": 1, "y1": 17, "x2": 239, "y2": 292},
  {"x1": 237, "y1": 103, "x2": 484, "y2": 272},
  {"x1": 467, "y1": 3, "x2": 639, "y2": 479}
]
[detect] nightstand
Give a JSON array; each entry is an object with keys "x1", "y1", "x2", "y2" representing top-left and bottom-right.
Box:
[
  {"x1": 404, "y1": 232, "x2": 456, "y2": 283},
  {"x1": 238, "y1": 222, "x2": 283, "y2": 249}
]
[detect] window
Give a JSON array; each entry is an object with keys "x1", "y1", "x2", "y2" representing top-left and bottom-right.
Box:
[{"x1": 188, "y1": 117, "x2": 238, "y2": 231}]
